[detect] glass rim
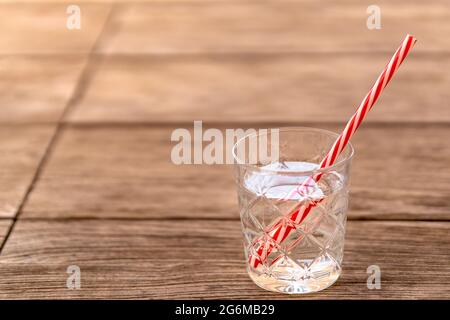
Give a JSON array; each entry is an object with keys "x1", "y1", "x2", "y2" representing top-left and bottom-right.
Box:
[{"x1": 232, "y1": 126, "x2": 354, "y2": 175}]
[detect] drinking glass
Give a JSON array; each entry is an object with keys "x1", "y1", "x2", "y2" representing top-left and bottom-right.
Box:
[{"x1": 233, "y1": 127, "x2": 354, "y2": 294}]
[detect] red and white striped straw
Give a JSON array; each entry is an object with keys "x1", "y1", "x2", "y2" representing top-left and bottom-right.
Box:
[{"x1": 250, "y1": 34, "x2": 417, "y2": 268}]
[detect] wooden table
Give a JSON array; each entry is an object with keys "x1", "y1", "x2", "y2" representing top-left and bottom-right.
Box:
[{"x1": 0, "y1": 1, "x2": 449, "y2": 299}]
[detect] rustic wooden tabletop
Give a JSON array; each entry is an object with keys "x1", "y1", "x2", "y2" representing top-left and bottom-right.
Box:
[{"x1": 0, "y1": 0, "x2": 449, "y2": 299}]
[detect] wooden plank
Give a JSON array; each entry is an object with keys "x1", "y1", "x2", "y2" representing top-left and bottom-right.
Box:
[
  {"x1": 97, "y1": 1, "x2": 450, "y2": 54},
  {"x1": 22, "y1": 125, "x2": 450, "y2": 220},
  {"x1": 0, "y1": 56, "x2": 87, "y2": 123},
  {"x1": 21, "y1": 126, "x2": 237, "y2": 219},
  {"x1": 68, "y1": 54, "x2": 450, "y2": 124},
  {"x1": 0, "y1": 3, "x2": 111, "y2": 54},
  {"x1": 0, "y1": 125, "x2": 55, "y2": 218},
  {"x1": 0, "y1": 219, "x2": 448, "y2": 299},
  {"x1": 0, "y1": 220, "x2": 12, "y2": 248}
]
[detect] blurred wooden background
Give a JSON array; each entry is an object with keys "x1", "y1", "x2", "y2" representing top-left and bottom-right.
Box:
[{"x1": 0, "y1": 0, "x2": 449, "y2": 299}]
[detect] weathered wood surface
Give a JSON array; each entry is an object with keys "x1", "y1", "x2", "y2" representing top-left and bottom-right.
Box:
[
  {"x1": 97, "y1": 1, "x2": 450, "y2": 54},
  {"x1": 0, "y1": 56, "x2": 87, "y2": 123},
  {"x1": 22, "y1": 125, "x2": 450, "y2": 220},
  {"x1": 0, "y1": 3, "x2": 111, "y2": 54},
  {"x1": 0, "y1": 1, "x2": 449, "y2": 300},
  {"x1": 0, "y1": 220, "x2": 448, "y2": 299},
  {"x1": 0, "y1": 126, "x2": 55, "y2": 218},
  {"x1": 68, "y1": 54, "x2": 450, "y2": 123},
  {"x1": 0, "y1": 220, "x2": 12, "y2": 248}
]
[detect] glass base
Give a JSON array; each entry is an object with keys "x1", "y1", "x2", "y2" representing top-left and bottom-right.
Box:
[{"x1": 248, "y1": 260, "x2": 341, "y2": 294}]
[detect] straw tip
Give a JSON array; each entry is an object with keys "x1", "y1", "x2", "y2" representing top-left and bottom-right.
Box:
[{"x1": 406, "y1": 34, "x2": 418, "y2": 44}]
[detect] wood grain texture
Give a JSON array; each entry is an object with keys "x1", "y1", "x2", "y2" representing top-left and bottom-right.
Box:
[
  {"x1": 0, "y1": 219, "x2": 448, "y2": 299},
  {"x1": 0, "y1": 3, "x2": 111, "y2": 54},
  {"x1": 22, "y1": 125, "x2": 450, "y2": 220},
  {"x1": 67, "y1": 54, "x2": 449, "y2": 123},
  {"x1": 0, "y1": 56, "x2": 87, "y2": 123},
  {"x1": 0, "y1": 125, "x2": 55, "y2": 218},
  {"x1": 22, "y1": 125, "x2": 236, "y2": 219},
  {"x1": 1, "y1": 0, "x2": 448, "y2": 300},
  {"x1": 97, "y1": 1, "x2": 450, "y2": 54},
  {"x1": 0, "y1": 220, "x2": 12, "y2": 248}
]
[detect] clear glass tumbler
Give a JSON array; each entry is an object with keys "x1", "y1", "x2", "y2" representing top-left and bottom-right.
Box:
[{"x1": 233, "y1": 127, "x2": 354, "y2": 294}]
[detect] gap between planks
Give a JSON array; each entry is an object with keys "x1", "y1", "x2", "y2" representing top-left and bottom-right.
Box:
[{"x1": 0, "y1": 5, "x2": 118, "y2": 254}]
